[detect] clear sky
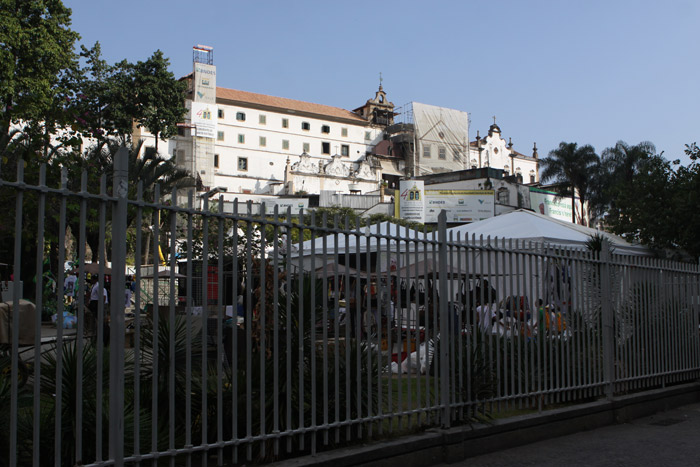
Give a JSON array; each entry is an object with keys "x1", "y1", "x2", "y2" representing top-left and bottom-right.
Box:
[{"x1": 64, "y1": 0, "x2": 699, "y2": 164}]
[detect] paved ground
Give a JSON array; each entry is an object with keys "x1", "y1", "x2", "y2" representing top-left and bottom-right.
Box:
[{"x1": 435, "y1": 402, "x2": 700, "y2": 467}]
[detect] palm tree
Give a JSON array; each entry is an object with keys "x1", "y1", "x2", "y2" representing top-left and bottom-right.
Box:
[
  {"x1": 540, "y1": 142, "x2": 599, "y2": 225},
  {"x1": 601, "y1": 140, "x2": 656, "y2": 184},
  {"x1": 62, "y1": 138, "x2": 194, "y2": 262}
]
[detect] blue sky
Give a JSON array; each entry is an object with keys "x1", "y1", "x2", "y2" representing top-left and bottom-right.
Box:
[{"x1": 64, "y1": 0, "x2": 699, "y2": 164}]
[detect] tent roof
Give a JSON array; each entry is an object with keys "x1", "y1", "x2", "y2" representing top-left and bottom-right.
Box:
[
  {"x1": 446, "y1": 210, "x2": 649, "y2": 255},
  {"x1": 295, "y1": 221, "x2": 424, "y2": 256}
]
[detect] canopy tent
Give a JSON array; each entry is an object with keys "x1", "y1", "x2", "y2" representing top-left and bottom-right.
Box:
[
  {"x1": 446, "y1": 209, "x2": 649, "y2": 256},
  {"x1": 291, "y1": 221, "x2": 428, "y2": 273}
]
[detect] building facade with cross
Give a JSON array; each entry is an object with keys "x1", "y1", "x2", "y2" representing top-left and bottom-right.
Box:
[{"x1": 468, "y1": 120, "x2": 540, "y2": 184}]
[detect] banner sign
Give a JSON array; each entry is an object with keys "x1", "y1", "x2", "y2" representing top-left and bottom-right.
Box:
[
  {"x1": 399, "y1": 180, "x2": 494, "y2": 223},
  {"x1": 529, "y1": 188, "x2": 573, "y2": 223},
  {"x1": 399, "y1": 180, "x2": 425, "y2": 222},
  {"x1": 191, "y1": 102, "x2": 217, "y2": 139},
  {"x1": 193, "y1": 63, "x2": 216, "y2": 104},
  {"x1": 424, "y1": 189, "x2": 494, "y2": 223}
]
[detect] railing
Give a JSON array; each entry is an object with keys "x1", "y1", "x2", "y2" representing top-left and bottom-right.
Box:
[{"x1": 1, "y1": 149, "x2": 699, "y2": 466}]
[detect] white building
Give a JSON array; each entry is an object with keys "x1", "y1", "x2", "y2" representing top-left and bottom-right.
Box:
[
  {"x1": 158, "y1": 50, "x2": 394, "y2": 204},
  {"x1": 468, "y1": 122, "x2": 540, "y2": 184}
]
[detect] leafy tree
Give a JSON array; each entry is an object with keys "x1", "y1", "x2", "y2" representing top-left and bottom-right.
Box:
[
  {"x1": 602, "y1": 153, "x2": 678, "y2": 254},
  {"x1": 589, "y1": 141, "x2": 657, "y2": 223},
  {"x1": 131, "y1": 50, "x2": 187, "y2": 152},
  {"x1": 540, "y1": 142, "x2": 599, "y2": 225},
  {"x1": 0, "y1": 0, "x2": 80, "y2": 147},
  {"x1": 67, "y1": 43, "x2": 130, "y2": 142}
]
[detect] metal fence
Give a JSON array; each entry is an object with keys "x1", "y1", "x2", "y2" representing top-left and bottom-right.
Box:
[{"x1": 1, "y1": 149, "x2": 700, "y2": 466}]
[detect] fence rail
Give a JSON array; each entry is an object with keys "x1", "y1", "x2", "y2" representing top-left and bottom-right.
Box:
[{"x1": 1, "y1": 150, "x2": 699, "y2": 466}]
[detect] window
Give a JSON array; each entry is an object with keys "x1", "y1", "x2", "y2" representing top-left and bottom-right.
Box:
[
  {"x1": 453, "y1": 149, "x2": 461, "y2": 161},
  {"x1": 217, "y1": 131, "x2": 224, "y2": 141},
  {"x1": 238, "y1": 134, "x2": 245, "y2": 144},
  {"x1": 218, "y1": 108, "x2": 224, "y2": 119},
  {"x1": 214, "y1": 154, "x2": 219, "y2": 168},
  {"x1": 497, "y1": 188, "x2": 510, "y2": 205},
  {"x1": 236, "y1": 112, "x2": 246, "y2": 121},
  {"x1": 529, "y1": 170, "x2": 536, "y2": 183},
  {"x1": 177, "y1": 126, "x2": 185, "y2": 136},
  {"x1": 259, "y1": 114, "x2": 266, "y2": 125},
  {"x1": 282, "y1": 118, "x2": 289, "y2": 128},
  {"x1": 259, "y1": 136, "x2": 266, "y2": 147},
  {"x1": 423, "y1": 144, "x2": 431, "y2": 158},
  {"x1": 341, "y1": 127, "x2": 348, "y2": 137},
  {"x1": 341, "y1": 144, "x2": 349, "y2": 157},
  {"x1": 321, "y1": 125, "x2": 330, "y2": 134},
  {"x1": 504, "y1": 165, "x2": 510, "y2": 175},
  {"x1": 238, "y1": 157, "x2": 248, "y2": 171},
  {"x1": 365, "y1": 131, "x2": 372, "y2": 141},
  {"x1": 282, "y1": 139, "x2": 290, "y2": 150},
  {"x1": 322, "y1": 142, "x2": 330, "y2": 154},
  {"x1": 438, "y1": 146, "x2": 446, "y2": 160},
  {"x1": 301, "y1": 121, "x2": 310, "y2": 131},
  {"x1": 303, "y1": 142, "x2": 310, "y2": 153}
]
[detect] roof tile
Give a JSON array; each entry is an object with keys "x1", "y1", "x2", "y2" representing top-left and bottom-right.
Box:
[{"x1": 216, "y1": 87, "x2": 368, "y2": 123}]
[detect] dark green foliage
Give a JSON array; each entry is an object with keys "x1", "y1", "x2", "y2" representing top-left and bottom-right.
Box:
[
  {"x1": 0, "y1": 0, "x2": 80, "y2": 139},
  {"x1": 540, "y1": 142, "x2": 599, "y2": 225}
]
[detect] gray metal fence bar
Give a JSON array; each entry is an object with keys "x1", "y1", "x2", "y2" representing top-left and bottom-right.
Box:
[
  {"x1": 4, "y1": 158, "x2": 700, "y2": 465},
  {"x1": 109, "y1": 146, "x2": 128, "y2": 466}
]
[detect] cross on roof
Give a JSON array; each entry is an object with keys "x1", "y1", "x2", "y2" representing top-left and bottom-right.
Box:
[{"x1": 492, "y1": 116, "x2": 497, "y2": 125}]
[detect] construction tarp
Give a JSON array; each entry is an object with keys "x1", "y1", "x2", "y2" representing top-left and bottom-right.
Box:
[{"x1": 412, "y1": 102, "x2": 469, "y2": 176}]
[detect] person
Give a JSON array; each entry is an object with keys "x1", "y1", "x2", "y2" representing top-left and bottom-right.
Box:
[
  {"x1": 64, "y1": 272, "x2": 77, "y2": 304},
  {"x1": 124, "y1": 281, "x2": 133, "y2": 308},
  {"x1": 89, "y1": 277, "x2": 108, "y2": 314},
  {"x1": 476, "y1": 299, "x2": 497, "y2": 333},
  {"x1": 88, "y1": 277, "x2": 109, "y2": 340}
]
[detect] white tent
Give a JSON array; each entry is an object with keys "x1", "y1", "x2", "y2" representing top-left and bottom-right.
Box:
[
  {"x1": 446, "y1": 209, "x2": 649, "y2": 256},
  {"x1": 291, "y1": 221, "x2": 427, "y2": 272},
  {"x1": 294, "y1": 221, "x2": 424, "y2": 257}
]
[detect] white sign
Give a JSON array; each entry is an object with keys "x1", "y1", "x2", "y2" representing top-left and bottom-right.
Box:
[
  {"x1": 191, "y1": 102, "x2": 217, "y2": 139},
  {"x1": 193, "y1": 63, "x2": 216, "y2": 104},
  {"x1": 424, "y1": 190, "x2": 494, "y2": 223},
  {"x1": 263, "y1": 198, "x2": 309, "y2": 215},
  {"x1": 399, "y1": 180, "x2": 425, "y2": 222},
  {"x1": 529, "y1": 188, "x2": 573, "y2": 223},
  {"x1": 399, "y1": 181, "x2": 494, "y2": 223}
]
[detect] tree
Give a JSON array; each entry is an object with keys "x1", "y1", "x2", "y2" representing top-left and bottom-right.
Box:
[
  {"x1": 59, "y1": 138, "x2": 194, "y2": 262},
  {"x1": 131, "y1": 50, "x2": 187, "y2": 152},
  {"x1": 603, "y1": 153, "x2": 675, "y2": 250},
  {"x1": 593, "y1": 141, "x2": 657, "y2": 226},
  {"x1": 540, "y1": 142, "x2": 599, "y2": 225},
  {"x1": 601, "y1": 140, "x2": 657, "y2": 183},
  {"x1": 0, "y1": 0, "x2": 80, "y2": 144}
]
